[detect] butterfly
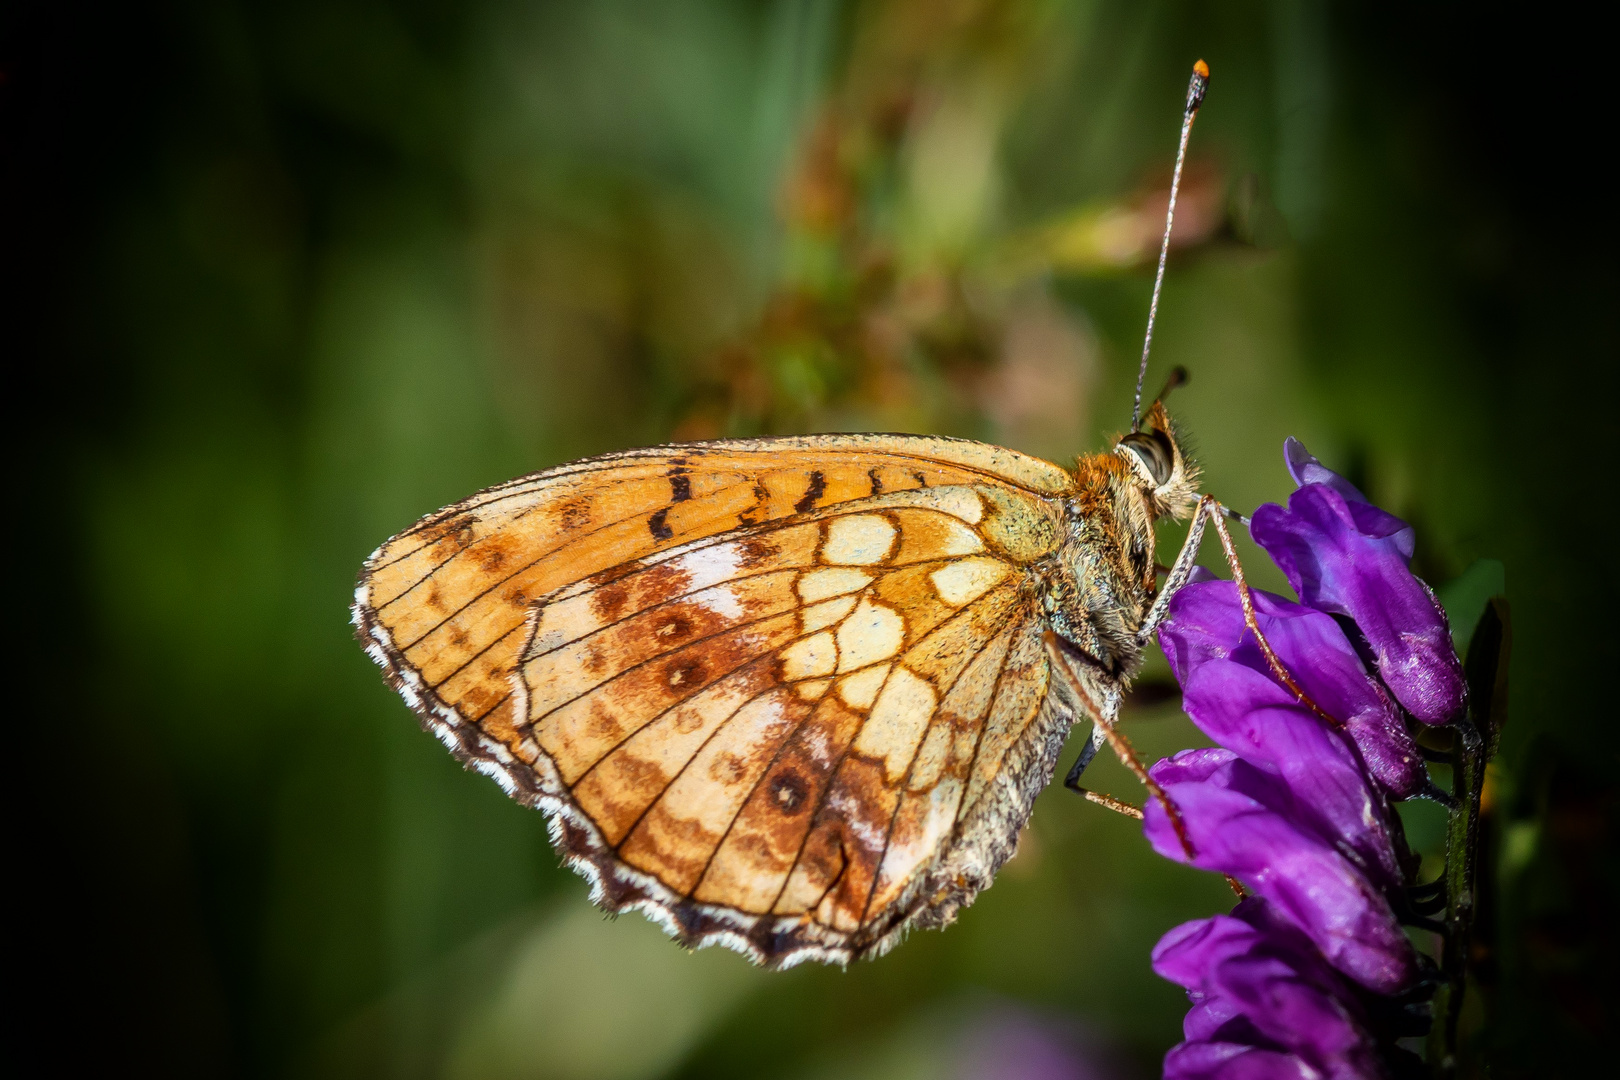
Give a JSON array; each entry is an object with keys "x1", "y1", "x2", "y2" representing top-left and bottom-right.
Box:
[{"x1": 353, "y1": 61, "x2": 1224, "y2": 968}]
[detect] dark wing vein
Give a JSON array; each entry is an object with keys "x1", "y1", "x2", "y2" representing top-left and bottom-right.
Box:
[
  {"x1": 954, "y1": 609, "x2": 1039, "y2": 828},
  {"x1": 854, "y1": 600, "x2": 1013, "y2": 925},
  {"x1": 607, "y1": 681, "x2": 785, "y2": 856},
  {"x1": 685, "y1": 691, "x2": 825, "y2": 901},
  {"x1": 542, "y1": 605, "x2": 805, "y2": 780},
  {"x1": 763, "y1": 660, "x2": 902, "y2": 921}
]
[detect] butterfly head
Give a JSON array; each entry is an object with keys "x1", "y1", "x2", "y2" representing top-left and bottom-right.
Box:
[{"x1": 1115, "y1": 400, "x2": 1200, "y2": 522}]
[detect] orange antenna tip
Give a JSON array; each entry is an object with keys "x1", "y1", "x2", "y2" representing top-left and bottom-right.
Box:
[{"x1": 1185, "y1": 61, "x2": 1209, "y2": 115}]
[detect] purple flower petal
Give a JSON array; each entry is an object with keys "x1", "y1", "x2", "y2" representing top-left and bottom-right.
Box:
[
  {"x1": 1175, "y1": 661, "x2": 1404, "y2": 888},
  {"x1": 1163, "y1": 1041, "x2": 1318, "y2": 1080},
  {"x1": 1153, "y1": 915, "x2": 1259, "y2": 990},
  {"x1": 1142, "y1": 754, "x2": 1419, "y2": 994},
  {"x1": 1249, "y1": 479, "x2": 1465, "y2": 725},
  {"x1": 1284, "y1": 437, "x2": 1369, "y2": 508},
  {"x1": 1183, "y1": 999, "x2": 1256, "y2": 1043},
  {"x1": 1150, "y1": 746, "x2": 1240, "y2": 786},
  {"x1": 1214, "y1": 950, "x2": 1380, "y2": 1070},
  {"x1": 1160, "y1": 579, "x2": 1424, "y2": 798}
]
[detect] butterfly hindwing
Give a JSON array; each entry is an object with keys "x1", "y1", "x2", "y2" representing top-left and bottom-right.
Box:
[{"x1": 353, "y1": 436, "x2": 1079, "y2": 965}]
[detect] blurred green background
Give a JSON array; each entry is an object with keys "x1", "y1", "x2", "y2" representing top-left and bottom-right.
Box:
[{"x1": 10, "y1": 1, "x2": 1615, "y2": 1078}]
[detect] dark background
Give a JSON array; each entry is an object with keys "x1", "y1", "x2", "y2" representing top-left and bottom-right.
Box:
[{"x1": 8, "y1": 2, "x2": 1615, "y2": 1077}]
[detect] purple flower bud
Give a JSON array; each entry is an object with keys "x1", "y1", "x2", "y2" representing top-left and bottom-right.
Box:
[
  {"x1": 1143, "y1": 752, "x2": 1419, "y2": 994},
  {"x1": 1249, "y1": 440, "x2": 1466, "y2": 725},
  {"x1": 1160, "y1": 578, "x2": 1424, "y2": 801}
]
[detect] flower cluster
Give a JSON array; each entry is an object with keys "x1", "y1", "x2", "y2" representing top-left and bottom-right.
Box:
[{"x1": 1145, "y1": 440, "x2": 1467, "y2": 1079}]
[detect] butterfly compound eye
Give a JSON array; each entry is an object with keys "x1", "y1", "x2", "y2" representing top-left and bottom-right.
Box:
[{"x1": 1119, "y1": 431, "x2": 1174, "y2": 488}]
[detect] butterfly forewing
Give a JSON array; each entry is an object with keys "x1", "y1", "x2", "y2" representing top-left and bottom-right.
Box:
[{"x1": 353, "y1": 435, "x2": 1080, "y2": 965}]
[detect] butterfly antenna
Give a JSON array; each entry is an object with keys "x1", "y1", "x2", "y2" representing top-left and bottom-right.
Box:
[{"x1": 1132, "y1": 59, "x2": 1209, "y2": 433}]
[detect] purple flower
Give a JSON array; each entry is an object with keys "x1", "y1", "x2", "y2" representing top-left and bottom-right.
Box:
[
  {"x1": 1140, "y1": 438, "x2": 1465, "y2": 1080},
  {"x1": 1153, "y1": 899, "x2": 1387, "y2": 1080},
  {"x1": 1248, "y1": 439, "x2": 1466, "y2": 725}
]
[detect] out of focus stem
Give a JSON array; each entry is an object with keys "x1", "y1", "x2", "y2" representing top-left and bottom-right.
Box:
[
  {"x1": 1430, "y1": 719, "x2": 1482, "y2": 1077},
  {"x1": 1429, "y1": 598, "x2": 1509, "y2": 1079}
]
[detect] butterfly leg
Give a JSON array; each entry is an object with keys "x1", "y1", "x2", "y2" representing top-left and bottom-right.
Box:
[
  {"x1": 1200, "y1": 502, "x2": 1341, "y2": 729},
  {"x1": 1061, "y1": 725, "x2": 1142, "y2": 819},
  {"x1": 1044, "y1": 632, "x2": 1193, "y2": 854},
  {"x1": 1137, "y1": 497, "x2": 1341, "y2": 729},
  {"x1": 1136, "y1": 495, "x2": 1213, "y2": 642},
  {"x1": 1062, "y1": 723, "x2": 1108, "y2": 791}
]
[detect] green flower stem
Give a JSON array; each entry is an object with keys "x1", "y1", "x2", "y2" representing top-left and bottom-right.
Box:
[{"x1": 1430, "y1": 598, "x2": 1510, "y2": 1078}]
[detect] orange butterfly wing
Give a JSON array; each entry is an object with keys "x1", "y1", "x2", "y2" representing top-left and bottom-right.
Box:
[{"x1": 353, "y1": 436, "x2": 1078, "y2": 965}]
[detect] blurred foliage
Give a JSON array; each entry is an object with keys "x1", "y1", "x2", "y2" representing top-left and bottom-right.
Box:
[{"x1": 10, "y1": 1, "x2": 1615, "y2": 1078}]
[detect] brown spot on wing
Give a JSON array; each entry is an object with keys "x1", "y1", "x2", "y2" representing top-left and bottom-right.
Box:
[
  {"x1": 770, "y1": 772, "x2": 808, "y2": 812},
  {"x1": 800, "y1": 753, "x2": 899, "y2": 931},
  {"x1": 477, "y1": 538, "x2": 514, "y2": 572},
  {"x1": 556, "y1": 497, "x2": 592, "y2": 532},
  {"x1": 663, "y1": 654, "x2": 705, "y2": 689},
  {"x1": 619, "y1": 688, "x2": 808, "y2": 894},
  {"x1": 736, "y1": 536, "x2": 779, "y2": 570},
  {"x1": 533, "y1": 611, "x2": 799, "y2": 782},
  {"x1": 795, "y1": 471, "x2": 827, "y2": 514},
  {"x1": 694, "y1": 694, "x2": 864, "y2": 912},
  {"x1": 654, "y1": 612, "x2": 694, "y2": 640},
  {"x1": 586, "y1": 560, "x2": 643, "y2": 590},
  {"x1": 590, "y1": 583, "x2": 629, "y2": 623},
  {"x1": 583, "y1": 559, "x2": 696, "y2": 629}
]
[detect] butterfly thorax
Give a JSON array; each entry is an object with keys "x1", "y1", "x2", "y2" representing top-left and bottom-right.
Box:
[
  {"x1": 1038, "y1": 403, "x2": 1200, "y2": 684},
  {"x1": 1035, "y1": 453, "x2": 1157, "y2": 681}
]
